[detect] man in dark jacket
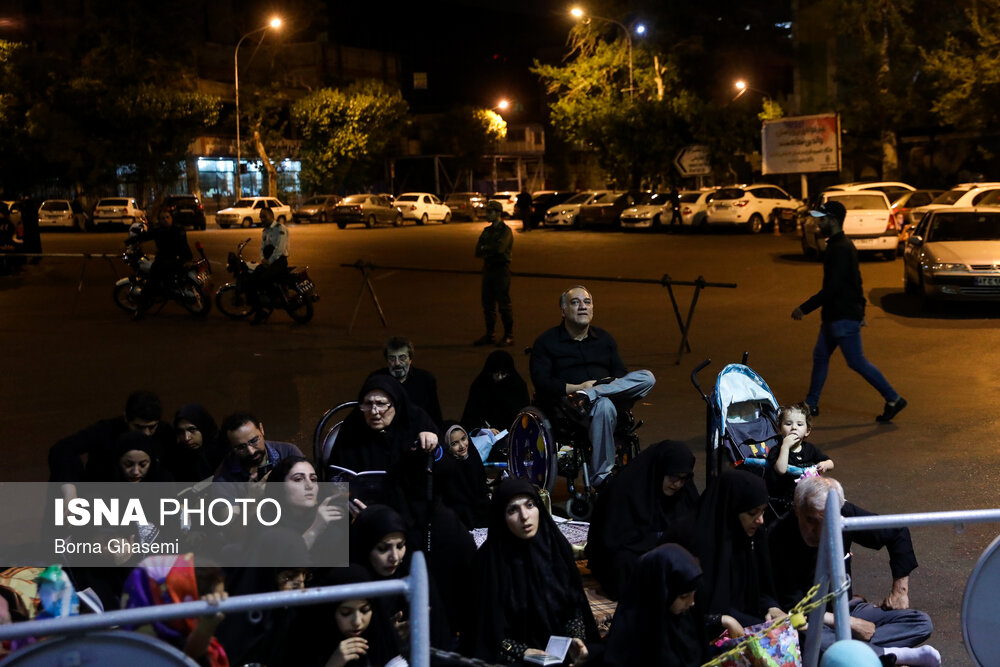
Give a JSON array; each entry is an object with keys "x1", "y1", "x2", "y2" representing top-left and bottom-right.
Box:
[
  {"x1": 473, "y1": 199, "x2": 514, "y2": 347},
  {"x1": 792, "y1": 200, "x2": 906, "y2": 422},
  {"x1": 130, "y1": 210, "x2": 193, "y2": 320},
  {"x1": 368, "y1": 336, "x2": 443, "y2": 427}
]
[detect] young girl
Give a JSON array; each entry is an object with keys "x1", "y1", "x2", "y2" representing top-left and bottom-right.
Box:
[{"x1": 766, "y1": 403, "x2": 834, "y2": 516}]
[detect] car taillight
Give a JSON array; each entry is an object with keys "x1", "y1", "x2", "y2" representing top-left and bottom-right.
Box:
[
  {"x1": 886, "y1": 215, "x2": 897, "y2": 232},
  {"x1": 682, "y1": 207, "x2": 692, "y2": 215},
  {"x1": 736, "y1": 200, "x2": 749, "y2": 207},
  {"x1": 197, "y1": 204, "x2": 204, "y2": 210},
  {"x1": 409, "y1": 205, "x2": 417, "y2": 211}
]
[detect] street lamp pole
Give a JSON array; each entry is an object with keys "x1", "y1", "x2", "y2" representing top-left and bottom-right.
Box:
[
  {"x1": 234, "y1": 17, "x2": 281, "y2": 198},
  {"x1": 571, "y1": 8, "x2": 634, "y2": 100}
]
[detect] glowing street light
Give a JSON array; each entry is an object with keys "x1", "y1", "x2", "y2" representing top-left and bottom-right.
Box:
[
  {"x1": 733, "y1": 79, "x2": 770, "y2": 101},
  {"x1": 569, "y1": 6, "x2": 638, "y2": 100},
  {"x1": 234, "y1": 16, "x2": 282, "y2": 197},
  {"x1": 497, "y1": 99, "x2": 510, "y2": 111}
]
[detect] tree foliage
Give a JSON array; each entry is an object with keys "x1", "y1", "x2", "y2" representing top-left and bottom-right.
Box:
[{"x1": 292, "y1": 80, "x2": 408, "y2": 192}]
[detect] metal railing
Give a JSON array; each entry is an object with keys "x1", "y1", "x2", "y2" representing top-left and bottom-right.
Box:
[
  {"x1": 806, "y1": 497, "x2": 1000, "y2": 666},
  {"x1": 0, "y1": 552, "x2": 430, "y2": 666}
]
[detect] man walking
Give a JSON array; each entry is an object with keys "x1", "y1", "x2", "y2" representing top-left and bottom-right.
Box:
[
  {"x1": 474, "y1": 199, "x2": 514, "y2": 347},
  {"x1": 792, "y1": 200, "x2": 906, "y2": 422}
]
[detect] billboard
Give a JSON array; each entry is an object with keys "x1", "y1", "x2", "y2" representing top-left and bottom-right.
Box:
[{"x1": 761, "y1": 113, "x2": 840, "y2": 175}]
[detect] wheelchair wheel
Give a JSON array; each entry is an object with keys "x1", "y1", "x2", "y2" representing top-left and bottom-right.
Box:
[{"x1": 507, "y1": 407, "x2": 558, "y2": 493}]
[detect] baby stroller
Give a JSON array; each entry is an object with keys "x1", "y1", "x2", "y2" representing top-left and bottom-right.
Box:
[{"x1": 691, "y1": 353, "x2": 781, "y2": 484}]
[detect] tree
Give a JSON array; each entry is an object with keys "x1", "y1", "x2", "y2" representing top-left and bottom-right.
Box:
[
  {"x1": 533, "y1": 24, "x2": 697, "y2": 188},
  {"x1": 423, "y1": 106, "x2": 507, "y2": 187},
  {"x1": 292, "y1": 80, "x2": 408, "y2": 192}
]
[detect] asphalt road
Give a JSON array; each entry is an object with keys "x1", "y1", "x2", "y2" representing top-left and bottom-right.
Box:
[{"x1": 3, "y1": 220, "x2": 999, "y2": 663}]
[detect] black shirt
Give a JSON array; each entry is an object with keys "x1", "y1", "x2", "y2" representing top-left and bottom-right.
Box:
[
  {"x1": 764, "y1": 441, "x2": 830, "y2": 510},
  {"x1": 798, "y1": 231, "x2": 866, "y2": 322},
  {"x1": 529, "y1": 324, "x2": 628, "y2": 401},
  {"x1": 48, "y1": 417, "x2": 174, "y2": 483}
]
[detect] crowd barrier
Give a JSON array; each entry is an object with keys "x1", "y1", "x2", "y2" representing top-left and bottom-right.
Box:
[{"x1": 0, "y1": 552, "x2": 431, "y2": 666}]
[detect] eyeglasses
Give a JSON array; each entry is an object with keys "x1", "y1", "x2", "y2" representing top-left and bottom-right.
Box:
[
  {"x1": 386, "y1": 354, "x2": 409, "y2": 363},
  {"x1": 233, "y1": 435, "x2": 262, "y2": 452},
  {"x1": 360, "y1": 401, "x2": 393, "y2": 414}
]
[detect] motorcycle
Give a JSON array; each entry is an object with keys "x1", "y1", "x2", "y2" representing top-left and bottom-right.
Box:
[
  {"x1": 215, "y1": 238, "x2": 318, "y2": 324},
  {"x1": 113, "y1": 241, "x2": 212, "y2": 317}
]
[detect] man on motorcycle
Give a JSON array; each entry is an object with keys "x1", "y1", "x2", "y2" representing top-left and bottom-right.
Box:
[
  {"x1": 247, "y1": 206, "x2": 289, "y2": 324},
  {"x1": 130, "y1": 210, "x2": 192, "y2": 320}
]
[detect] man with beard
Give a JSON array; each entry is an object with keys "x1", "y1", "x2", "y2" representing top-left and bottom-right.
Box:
[
  {"x1": 368, "y1": 336, "x2": 443, "y2": 427},
  {"x1": 213, "y1": 412, "x2": 302, "y2": 483}
]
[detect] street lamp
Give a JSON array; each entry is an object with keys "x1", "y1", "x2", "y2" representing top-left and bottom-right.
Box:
[
  {"x1": 570, "y1": 6, "x2": 636, "y2": 100},
  {"x1": 497, "y1": 98, "x2": 510, "y2": 111},
  {"x1": 234, "y1": 16, "x2": 282, "y2": 198},
  {"x1": 733, "y1": 79, "x2": 770, "y2": 102}
]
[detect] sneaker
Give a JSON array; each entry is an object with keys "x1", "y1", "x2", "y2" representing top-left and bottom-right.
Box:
[
  {"x1": 876, "y1": 397, "x2": 907, "y2": 423},
  {"x1": 496, "y1": 334, "x2": 514, "y2": 347},
  {"x1": 561, "y1": 391, "x2": 592, "y2": 420},
  {"x1": 804, "y1": 402, "x2": 819, "y2": 417},
  {"x1": 472, "y1": 334, "x2": 495, "y2": 346}
]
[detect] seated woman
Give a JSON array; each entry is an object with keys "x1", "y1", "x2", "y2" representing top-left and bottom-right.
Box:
[
  {"x1": 108, "y1": 430, "x2": 174, "y2": 483},
  {"x1": 461, "y1": 350, "x2": 530, "y2": 433},
  {"x1": 265, "y1": 455, "x2": 346, "y2": 555},
  {"x1": 164, "y1": 403, "x2": 228, "y2": 483},
  {"x1": 692, "y1": 469, "x2": 784, "y2": 637},
  {"x1": 586, "y1": 439, "x2": 698, "y2": 599},
  {"x1": 462, "y1": 478, "x2": 597, "y2": 664},
  {"x1": 604, "y1": 543, "x2": 707, "y2": 667},
  {"x1": 436, "y1": 421, "x2": 490, "y2": 529}
]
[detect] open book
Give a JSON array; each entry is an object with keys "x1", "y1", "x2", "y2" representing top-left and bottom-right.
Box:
[
  {"x1": 326, "y1": 465, "x2": 389, "y2": 505},
  {"x1": 524, "y1": 636, "x2": 572, "y2": 665}
]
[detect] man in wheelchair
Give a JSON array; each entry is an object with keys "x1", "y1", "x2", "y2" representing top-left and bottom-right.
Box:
[{"x1": 530, "y1": 285, "x2": 655, "y2": 490}]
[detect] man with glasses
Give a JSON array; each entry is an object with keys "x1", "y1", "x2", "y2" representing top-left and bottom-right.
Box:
[
  {"x1": 368, "y1": 336, "x2": 443, "y2": 427},
  {"x1": 214, "y1": 412, "x2": 302, "y2": 483}
]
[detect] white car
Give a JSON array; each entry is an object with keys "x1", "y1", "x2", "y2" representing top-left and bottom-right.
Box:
[
  {"x1": 92, "y1": 198, "x2": 145, "y2": 229},
  {"x1": 38, "y1": 199, "x2": 85, "y2": 231},
  {"x1": 620, "y1": 193, "x2": 672, "y2": 230},
  {"x1": 706, "y1": 184, "x2": 802, "y2": 233},
  {"x1": 679, "y1": 189, "x2": 717, "y2": 227},
  {"x1": 801, "y1": 191, "x2": 898, "y2": 260},
  {"x1": 215, "y1": 197, "x2": 292, "y2": 229},
  {"x1": 824, "y1": 181, "x2": 915, "y2": 204},
  {"x1": 488, "y1": 191, "x2": 518, "y2": 218},
  {"x1": 903, "y1": 208, "x2": 1000, "y2": 302},
  {"x1": 394, "y1": 192, "x2": 452, "y2": 224},
  {"x1": 907, "y1": 183, "x2": 1000, "y2": 228},
  {"x1": 543, "y1": 191, "x2": 611, "y2": 227}
]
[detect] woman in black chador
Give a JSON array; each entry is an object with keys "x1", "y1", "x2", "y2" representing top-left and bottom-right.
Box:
[
  {"x1": 461, "y1": 350, "x2": 530, "y2": 431},
  {"x1": 462, "y1": 478, "x2": 597, "y2": 664},
  {"x1": 586, "y1": 439, "x2": 699, "y2": 600}
]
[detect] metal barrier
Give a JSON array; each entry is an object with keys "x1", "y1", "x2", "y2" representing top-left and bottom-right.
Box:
[
  {"x1": 807, "y1": 497, "x2": 1000, "y2": 666},
  {"x1": 0, "y1": 552, "x2": 431, "y2": 667},
  {"x1": 343, "y1": 259, "x2": 737, "y2": 364}
]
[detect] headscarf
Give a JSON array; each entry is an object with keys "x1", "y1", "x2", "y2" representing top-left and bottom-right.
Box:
[
  {"x1": 461, "y1": 479, "x2": 597, "y2": 661},
  {"x1": 692, "y1": 469, "x2": 777, "y2": 623},
  {"x1": 348, "y1": 504, "x2": 410, "y2": 575},
  {"x1": 165, "y1": 403, "x2": 226, "y2": 482},
  {"x1": 586, "y1": 440, "x2": 698, "y2": 598},
  {"x1": 122, "y1": 553, "x2": 229, "y2": 667},
  {"x1": 437, "y1": 421, "x2": 490, "y2": 529},
  {"x1": 604, "y1": 544, "x2": 706, "y2": 667},
  {"x1": 460, "y1": 350, "x2": 531, "y2": 431},
  {"x1": 112, "y1": 431, "x2": 171, "y2": 482}
]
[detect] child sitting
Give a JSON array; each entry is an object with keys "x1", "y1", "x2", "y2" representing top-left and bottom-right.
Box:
[{"x1": 765, "y1": 403, "x2": 834, "y2": 517}]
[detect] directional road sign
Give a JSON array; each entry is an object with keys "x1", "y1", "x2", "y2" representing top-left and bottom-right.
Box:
[{"x1": 674, "y1": 145, "x2": 711, "y2": 177}]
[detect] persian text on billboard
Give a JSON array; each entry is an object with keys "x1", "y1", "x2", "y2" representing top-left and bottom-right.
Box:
[{"x1": 762, "y1": 114, "x2": 840, "y2": 175}]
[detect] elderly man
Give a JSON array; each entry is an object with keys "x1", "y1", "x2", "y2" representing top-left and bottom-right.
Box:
[
  {"x1": 367, "y1": 336, "x2": 443, "y2": 427},
  {"x1": 213, "y1": 411, "x2": 302, "y2": 483},
  {"x1": 768, "y1": 476, "x2": 940, "y2": 666},
  {"x1": 530, "y1": 285, "x2": 655, "y2": 490}
]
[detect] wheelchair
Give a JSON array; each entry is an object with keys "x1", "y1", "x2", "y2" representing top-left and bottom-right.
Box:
[
  {"x1": 313, "y1": 400, "x2": 358, "y2": 480},
  {"x1": 506, "y1": 397, "x2": 641, "y2": 521}
]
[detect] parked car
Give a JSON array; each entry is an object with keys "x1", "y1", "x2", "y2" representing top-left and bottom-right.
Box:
[
  {"x1": 543, "y1": 190, "x2": 611, "y2": 227},
  {"x1": 488, "y1": 191, "x2": 518, "y2": 218},
  {"x1": 443, "y1": 192, "x2": 487, "y2": 221},
  {"x1": 92, "y1": 197, "x2": 146, "y2": 229},
  {"x1": 292, "y1": 195, "x2": 341, "y2": 224},
  {"x1": 38, "y1": 199, "x2": 86, "y2": 231},
  {"x1": 395, "y1": 192, "x2": 451, "y2": 224},
  {"x1": 824, "y1": 181, "x2": 915, "y2": 204},
  {"x1": 903, "y1": 208, "x2": 1000, "y2": 303},
  {"x1": 215, "y1": 197, "x2": 291, "y2": 229},
  {"x1": 801, "y1": 191, "x2": 897, "y2": 260},
  {"x1": 706, "y1": 184, "x2": 802, "y2": 233},
  {"x1": 620, "y1": 192, "x2": 673, "y2": 230},
  {"x1": 578, "y1": 191, "x2": 646, "y2": 229},
  {"x1": 907, "y1": 183, "x2": 1000, "y2": 228},
  {"x1": 891, "y1": 189, "x2": 945, "y2": 249},
  {"x1": 163, "y1": 194, "x2": 207, "y2": 230},
  {"x1": 333, "y1": 194, "x2": 402, "y2": 229},
  {"x1": 679, "y1": 189, "x2": 717, "y2": 228},
  {"x1": 528, "y1": 191, "x2": 577, "y2": 228}
]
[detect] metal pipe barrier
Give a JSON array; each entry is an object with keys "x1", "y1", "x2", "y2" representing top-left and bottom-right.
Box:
[
  {"x1": 0, "y1": 551, "x2": 431, "y2": 667},
  {"x1": 343, "y1": 259, "x2": 737, "y2": 364},
  {"x1": 806, "y1": 500, "x2": 1000, "y2": 666}
]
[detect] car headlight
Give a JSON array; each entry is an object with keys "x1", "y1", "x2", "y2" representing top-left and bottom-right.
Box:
[{"x1": 926, "y1": 262, "x2": 966, "y2": 273}]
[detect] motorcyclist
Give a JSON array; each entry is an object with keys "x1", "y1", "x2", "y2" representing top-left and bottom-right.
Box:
[
  {"x1": 129, "y1": 209, "x2": 192, "y2": 320},
  {"x1": 247, "y1": 206, "x2": 289, "y2": 324}
]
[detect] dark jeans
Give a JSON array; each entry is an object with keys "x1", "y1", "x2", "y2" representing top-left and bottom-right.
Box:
[
  {"x1": 806, "y1": 319, "x2": 898, "y2": 407},
  {"x1": 246, "y1": 256, "x2": 288, "y2": 312},
  {"x1": 481, "y1": 266, "x2": 512, "y2": 337}
]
